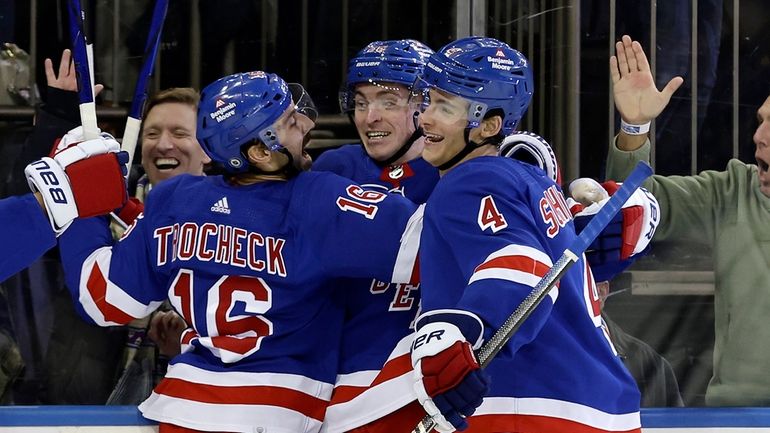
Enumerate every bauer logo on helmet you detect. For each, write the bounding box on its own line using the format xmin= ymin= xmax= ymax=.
xmin=427 ymin=62 xmax=443 ymax=74
xmin=355 ymin=61 xmax=381 ymax=68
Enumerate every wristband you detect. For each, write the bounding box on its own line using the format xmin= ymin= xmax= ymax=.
xmin=25 ymin=157 xmax=77 ymax=235
xmin=620 ymin=119 xmax=651 ymax=135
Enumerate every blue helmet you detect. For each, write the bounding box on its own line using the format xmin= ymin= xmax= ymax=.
xmin=197 ymin=71 xmax=292 ymax=173
xmin=340 ymin=39 xmax=433 ymax=112
xmin=419 ymin=36 xmax=533 ymax=134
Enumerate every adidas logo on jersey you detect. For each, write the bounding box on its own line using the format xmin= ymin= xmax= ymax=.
xmin=211 ymin=197 xmax=231 ymax=214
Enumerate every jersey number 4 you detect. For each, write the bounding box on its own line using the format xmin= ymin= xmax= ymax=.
xmin=478 ymin=195 xmax=508 ymax=233
xmin=170 ymin=269 xmax=273 ymax=362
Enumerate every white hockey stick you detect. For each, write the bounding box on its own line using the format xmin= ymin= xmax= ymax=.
xmin=122 ymin=0 xmax=169 ymax=170
xmin=67 ymin=0 xmax=98 ymax=140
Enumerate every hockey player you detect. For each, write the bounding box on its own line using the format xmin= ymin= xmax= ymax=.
xmin=0 ymin=194 xmax=58 ymax=282
xmin=313 ymin=39 xmax=439 ymax=433
xmin=56 ymin=71 xmax=420 ymax=433
xmin=409 ymin=36 xmax=642 ymax=432
xmin=0 ymin=135 xmax=127 ymax=282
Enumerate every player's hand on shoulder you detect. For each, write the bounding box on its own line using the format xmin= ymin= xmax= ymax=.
xmin=25 ymin=126 xmax=129 ymax=236
xmin=411 ymin=310 xmax=490 ymax=432
xmin=567 ymin=178 xmax=660 ymax=282
xmin=499 ymin=131 xmax=561 ymax=184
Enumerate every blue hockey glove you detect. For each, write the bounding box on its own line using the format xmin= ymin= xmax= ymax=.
xmin=568 ymin=178 xmax=660 ymax=281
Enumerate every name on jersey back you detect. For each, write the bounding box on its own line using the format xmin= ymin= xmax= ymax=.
xmin=153 ymin=222 xmax=287 ymax=276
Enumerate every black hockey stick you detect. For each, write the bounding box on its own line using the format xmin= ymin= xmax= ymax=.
xmin=412 ymin=160 xmax=653 ymax=433
xmin=121 ymin=0 xmax=169 ymax=170
xmin=67 ymin=0 xmax=98 ymax=139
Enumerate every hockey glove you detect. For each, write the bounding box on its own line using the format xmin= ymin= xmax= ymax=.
xmin=499 ymin=131 xmax=561 ymax=185
xmin=57 ymin=126 xmax=143 ymax=231
xmin=25 ymin=131 xmax=128 ymax=236
xmin=113 ymin=197 xmax=145 ymax=230
xmin=411 ymin=310 xmax=490 ymax=432
xmin=49 ymin=126 xmax=114 ymax=156
xmin=568 ymin=178 xmax=660 ymax=281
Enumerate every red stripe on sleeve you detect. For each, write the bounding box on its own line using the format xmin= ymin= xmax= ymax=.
xmin=475 ymin=255 xmax=550 ymax=278
xmin=86 ymin=263 xmax=136 ymax=325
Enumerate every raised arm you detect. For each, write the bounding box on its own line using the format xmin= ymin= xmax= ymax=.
xmin=44 ymin=48 xmax=105 ymax=96
xmin=610 ymin=35 xmax=683 ymax=151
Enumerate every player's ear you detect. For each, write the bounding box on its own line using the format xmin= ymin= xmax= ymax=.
xmin=479 ymin=115 xmax=502 ymax=138
xmin=245 ymin=141 xmax=271 ymax=165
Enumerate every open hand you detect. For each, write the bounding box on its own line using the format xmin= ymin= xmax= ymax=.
xmin=610 ymin=35 xmax=683 ymax=124
xmin=44 ymin=49 xmax=104 ymax=95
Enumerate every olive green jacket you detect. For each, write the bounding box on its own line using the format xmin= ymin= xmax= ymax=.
xmin=607 ymin=138 xmax=770 ymax=406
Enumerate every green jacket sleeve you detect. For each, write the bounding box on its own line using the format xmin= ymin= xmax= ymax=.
xmin=605 ymin=136 xmax=744 ymax=246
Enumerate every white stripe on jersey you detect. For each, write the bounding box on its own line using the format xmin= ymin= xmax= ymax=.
xmin=322 ymin=335 xmax=416 ymax=433
xmin=164 ymin=362 xmax=333 ymax=391
xmin=468 ymin=244 xmax=558 ymax=303
xmin=139 ymin=362 xmax=334 ymax=433
xmin=391 ymin=204 xmax=424 ymax=283
xmin=479 ymin=243 xmax=553 ymax=268
xmin=474 ymin=396 xmax=641 ymax=432
xmin=79 ymin=246 xmax=162 ymax=326
xmin=140 ymin=392 xmax=323 ymax=433
xmin=334 ymin=370 xmax=378 ymax=387
xmin=321 ymin=372 xmax=413 ymax=433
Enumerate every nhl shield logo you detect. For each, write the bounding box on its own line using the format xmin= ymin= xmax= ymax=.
xmin=389 ymin=165 xmax=404 ymax=179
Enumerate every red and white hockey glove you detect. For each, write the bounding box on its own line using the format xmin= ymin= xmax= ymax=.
xmin=568 ymin=178 xmax=660 ymax=281
xmin=411 ymin=311 xmax=490 ymax=432
xmin=25 ymin=129 xmax=128 ymax=236
xmin=499 ymin=131 xmax=561 ymax=185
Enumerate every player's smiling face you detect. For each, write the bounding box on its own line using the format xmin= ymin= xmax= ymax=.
xmin=274 ymin=104 xmax=316 ymax=171
xmin=141 ymin=102 xmax=210 ymax=185
xmin=353 ymin=83 xmax=417 ymax=162
xmin=754 ymin=96 xmax=770 ymax=197
xmin=418 ymin=88 xmax=471 ymax=169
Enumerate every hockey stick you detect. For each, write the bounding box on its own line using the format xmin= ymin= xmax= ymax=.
xmin=67 ymin=0 xmax=98 ymax=140
xmin=112 ymin=0 xmax=169 ymax=358
xmin=412 ymin=160 xmax=653 ymax=433
xmin=121 ymin=0 xmax=169 ymax=170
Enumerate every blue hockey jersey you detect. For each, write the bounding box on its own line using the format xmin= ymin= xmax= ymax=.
xmin=0 ymin=194 xmax=56 ymax=283
xmin=419 ymin=156 xmax=641 ymax=433
xmin=57 ymin=171 xmax=419 ymax=433
xmin=313 ymin=144 xmax=440 ymax=432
